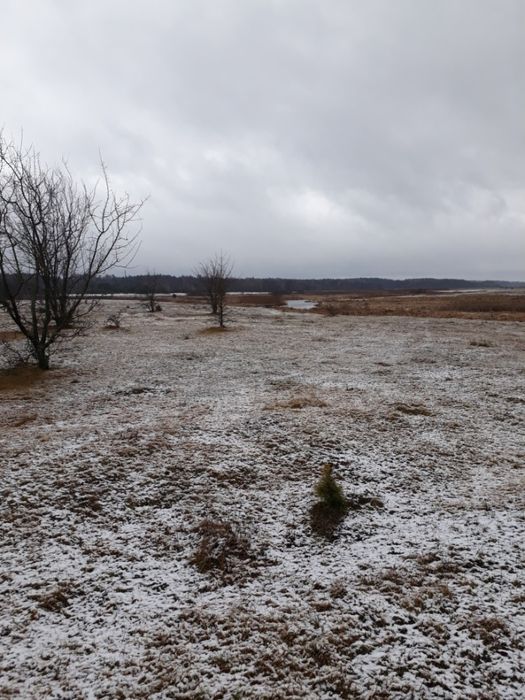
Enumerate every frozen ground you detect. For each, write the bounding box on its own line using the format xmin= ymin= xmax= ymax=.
xmin=0 ymin=303 xmax=524 ymax=699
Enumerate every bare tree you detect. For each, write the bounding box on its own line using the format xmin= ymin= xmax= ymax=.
xmin=0 ymin=133 xmax=144 ymax=369
xmin=196 ymin=252 xmax=233 ymax=328
xmin=142 ymin=272 xmax=162 ymax=313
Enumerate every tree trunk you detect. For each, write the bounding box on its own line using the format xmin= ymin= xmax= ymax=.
xmin=33 ymin=344 xmax=50 ymax=370
xmin=38 ymin=354 xmax=50 ymax=370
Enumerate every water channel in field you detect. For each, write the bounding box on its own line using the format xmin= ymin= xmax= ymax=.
xmin=285 ymin=299 xmax=318 ymax=310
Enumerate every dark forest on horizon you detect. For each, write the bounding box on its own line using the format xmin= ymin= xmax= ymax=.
xmin=90 ymin=275 xmax=524 ymax=295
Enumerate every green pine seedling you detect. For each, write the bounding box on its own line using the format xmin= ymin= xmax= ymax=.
xmin=315 ymin=464 xmax=347 ymax=511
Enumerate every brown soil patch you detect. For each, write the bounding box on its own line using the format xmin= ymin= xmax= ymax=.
xmin=0 ymin=366 xmax=70 ymax=392
xmin=199 ymin=326 xmax=231 ymax=335
xmin=0 ymin=330 xmax=24 ymax=342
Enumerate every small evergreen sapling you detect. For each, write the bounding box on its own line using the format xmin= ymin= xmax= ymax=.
xmin=315 ymin=464 xmax=347 ymax=510
xmin=310 ymin=464 xmax=349 ymax=538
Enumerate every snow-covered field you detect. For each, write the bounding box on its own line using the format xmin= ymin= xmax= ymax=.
xmin=1 ymin=302 xmax=524 ymax=699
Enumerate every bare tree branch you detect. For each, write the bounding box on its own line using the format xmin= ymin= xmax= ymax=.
xmin=0 ymin=132 xmax=145 ymax=369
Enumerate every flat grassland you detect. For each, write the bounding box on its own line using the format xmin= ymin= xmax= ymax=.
xmin=311 ymin=290 xmax=525 ymax=321
xmin=0 ymin=298 xmax=524 ymax=698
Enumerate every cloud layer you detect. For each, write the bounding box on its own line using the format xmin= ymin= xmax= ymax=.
xmin=1 ymin=0 xmax=523 ymax=278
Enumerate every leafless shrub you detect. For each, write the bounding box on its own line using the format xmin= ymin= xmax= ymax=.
xmin=1 ymin=337 xmax=32 ymax=368
xmin=196 ymin=252 xmax=233 ymax=328
xmin=105 ymin=309 xmax=125 ymax=330
xmin=0 ymin=132 xmax=144 ymax=368
xmin=142 ymin=272 xmax=162 ymax=312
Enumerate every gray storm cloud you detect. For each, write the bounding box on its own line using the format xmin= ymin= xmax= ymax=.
xmin=1 ymin=0 xmax=523 ymax=278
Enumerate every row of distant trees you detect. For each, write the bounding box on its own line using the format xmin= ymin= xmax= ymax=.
xmin=90 ymin=274 xmax=520 ymax=296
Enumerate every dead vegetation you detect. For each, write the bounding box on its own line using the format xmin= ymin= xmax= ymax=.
xmin=104 ymin=309 xmax=126 ymax=330
xmin=314 ymin=291 xmax=525 ymax=320
xmin=198 ymin=326 xmax=231 ymax=334
xmin=6 ymin=413 xmax=38 ymax=428
xmin=469 ymin=339 xmax=492 ymax=347
xmin=1 ymin=302 xmax=523 ymax=699
xmin=227 ymin=293 xmax=284 ymax=307
xmin=265 ymin=394 xmax=327 ymax=410
xmin=29 ymin=581 xmax=76 ymax=613
xmin=465 ymin=616 xmax=514 ymax=649
xmin=0 ymin=330 xmax=24 ymax=342
xmin=191 ymin=520 xmax=263 ymax=583
xmin=394 ymin=403 xmax=433 ymax=416
xmin=0 ymin=365 xmax=60 ymax=392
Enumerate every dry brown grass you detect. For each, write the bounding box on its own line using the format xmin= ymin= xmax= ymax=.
xmin=314 ymin=291 xmax=525 ymax=320
xmin=7 ymin=413 xmax=38 ymax=428
xmin=444 ymin=294 xmax=525 ymax=313
xmin=264 ymin=395 xmax=327 ymax=410
xmin=469 ymin=339 xmax=492 ymax=347
xmin=30 ymin=582 xmax=75 ymax=613
xmin=227 ymin=293 xmax=284 ymax=307
xmin=466 ymin=616 xmax=512 ymax=648
xmin=191 ymin=520 xmax=263 ymax=583
xmin=394 ymin=403 xmax=433 ymax=416
xmin=198 ymin=326 xmax=230 ymax=335
xmin=0 ymin=366 xmax=51 ymax=392
xmin=0 ymin=330 xmax=24 ymax=342
xmin=167 ymin=288 xmax=525 ymax=319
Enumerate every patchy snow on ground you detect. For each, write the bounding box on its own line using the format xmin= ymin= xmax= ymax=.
xmin=0 ymin=303 xmax=524 ymax=699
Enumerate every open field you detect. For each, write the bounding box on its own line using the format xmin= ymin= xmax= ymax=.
xmin=0 ymin=302 xmax=524 ymax=698
xmin=310 ymin=291 xmax=525 ymax=321
xmin=171 ymin=289 xmax=525 ymax=322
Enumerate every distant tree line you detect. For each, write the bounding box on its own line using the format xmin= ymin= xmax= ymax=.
xmin=83 ymin=275 xmax=523 ymax=296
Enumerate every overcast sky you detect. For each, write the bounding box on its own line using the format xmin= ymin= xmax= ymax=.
xmin=1 ymin=0 xmax=523 ymax=279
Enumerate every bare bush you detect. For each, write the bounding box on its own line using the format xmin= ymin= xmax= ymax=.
xmin=105 ymin=309 xmax=125 ymax=330
xmin=196 ymin=252 xmax=233 ymax=328
xmin=0 ymin=133 xmax=144 ymax=368
xmin=142 ymin=272 xmax=162 ymax=312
